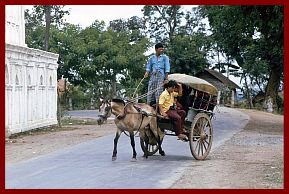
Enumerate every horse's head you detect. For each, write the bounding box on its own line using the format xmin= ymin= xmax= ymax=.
xmin=97 ymin=98 xmax=134 ymax=124
xmin=97 ymin=99 xmax=112 ymax=125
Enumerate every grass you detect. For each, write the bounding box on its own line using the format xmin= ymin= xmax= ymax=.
xmin=263 ymin=160 xmax=284 ymax=187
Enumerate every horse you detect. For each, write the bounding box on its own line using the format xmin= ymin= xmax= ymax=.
xmin=97 ymin=99 xmax=165 ymax=161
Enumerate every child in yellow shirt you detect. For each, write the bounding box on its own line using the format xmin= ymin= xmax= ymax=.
xmin=159 ymin=80 xmax=187 ymax=141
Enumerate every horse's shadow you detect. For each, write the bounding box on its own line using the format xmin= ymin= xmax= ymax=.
xmin=139 ymin=154 xmax=195 ymax=162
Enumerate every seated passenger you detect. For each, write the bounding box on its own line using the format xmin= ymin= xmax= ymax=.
xmin=173 ymin=84 xmax=185 ymax=111
xmin=158 ymin=80 xmax=188 ymax=141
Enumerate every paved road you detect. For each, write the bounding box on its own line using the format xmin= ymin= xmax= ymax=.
xmin=66 ymin=110 xmax=101 ymax=119
xmin=6 ymin=107 xmax=249 ymax=189
xmin=66 ymin=109 xmax=114 ymax=120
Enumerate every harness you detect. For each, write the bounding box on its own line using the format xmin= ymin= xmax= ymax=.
xmin=111 ymin=101 xmax=156 ymax=137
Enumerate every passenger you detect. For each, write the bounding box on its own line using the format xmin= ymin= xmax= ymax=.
xmin=158 ymin=80 xmax=188 ymax=141
xmin=173 ymin=84 xmax=184 ymax=111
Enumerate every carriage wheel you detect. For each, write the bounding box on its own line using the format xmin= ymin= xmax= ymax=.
xmin=140 ymin=138 xmax=159 ymax=156
xmin=189 ymin=113 xmax=213 ymax=160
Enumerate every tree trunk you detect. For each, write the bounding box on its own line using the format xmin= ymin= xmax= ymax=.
xmin=57 ymin=92 xmax=62 ymax=127
xmin=265 ymin=63 xmax=281 ymax=111
xmin=44 ymin=6 xmax=51 ymax=51
xmin=244 ymin=74 xmax=253 ymax=109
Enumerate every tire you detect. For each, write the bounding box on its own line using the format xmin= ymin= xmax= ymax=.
xmin=140 ymin=137 xmax=159 ymax=156
xmin=189 ymin=113 xmax=213 ymax=160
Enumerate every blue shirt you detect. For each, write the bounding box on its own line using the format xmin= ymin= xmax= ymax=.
xmin=146 ymin=54 xmax=170 ymax=77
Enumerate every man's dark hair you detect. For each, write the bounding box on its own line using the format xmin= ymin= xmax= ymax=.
xmin=167 ymin=80 xmax=177 ymax=88
xmin=155 ymin=43 xmax=164 ymax=50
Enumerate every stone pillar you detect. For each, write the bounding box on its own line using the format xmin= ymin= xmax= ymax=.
xmin=5 ymin=5 xmax=26 ymax=47
xmin=69 ymin=98 xmax=73 ymax=110
xmin=231 ymin=90 xmax=235 ymax=107
xmin=266 ymin=96 xmax=273 ymax=113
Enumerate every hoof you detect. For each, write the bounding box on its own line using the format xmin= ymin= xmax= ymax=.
xmin=112 ymin=156 xmax=117 ymax=161
xmin=159 ymin=151 xmax=166 ymax=156
xmin=131 ymin=157 xmax=137 ymax=162
xmin=142 ymin=154 xmax=148 ymax=159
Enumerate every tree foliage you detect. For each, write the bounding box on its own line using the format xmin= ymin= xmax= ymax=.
xmin=199 ymin=5 xmax=283 ymax=110
xmin=143 ymin=5 xmax=211 ymax=75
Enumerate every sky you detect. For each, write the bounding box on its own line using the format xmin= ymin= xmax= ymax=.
xmin=24 ymin=5 xmax=195 ymax=28
xmin=64 ymin=5 xmax=145 ymax=28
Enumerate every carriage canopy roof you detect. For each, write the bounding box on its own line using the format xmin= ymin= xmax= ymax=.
xmin=168 ymin=73 xmax=218 ymax=96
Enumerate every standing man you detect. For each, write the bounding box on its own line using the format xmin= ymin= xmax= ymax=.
xmin=144 ymin=43 xmax=170 ymax=106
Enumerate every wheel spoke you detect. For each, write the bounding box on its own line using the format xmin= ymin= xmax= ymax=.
xmin=140 ymin=138 xmax=159 ymax=156
xmin=148 ymin=144 xmax=151 ymax=151
xmin=200 ymin=140 xmax=204 ymax=155
xmin=201 ymin=118 xmax=208 ymax=131
xmin=196 ymin=122 xmax=201 ymax=134
xmin=194 ymin=139 xmax=200 ymax=153
xmin=203 ymin=140 xmax=208 ymax=151
xmin=198 ymin=139 xmax=201 ymax=155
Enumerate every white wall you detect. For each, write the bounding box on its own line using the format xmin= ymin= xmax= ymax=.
xmin=5 ymin=44 xmax=59 ymax=135
xmin=5 ymin=5 xmax=59 ymax=136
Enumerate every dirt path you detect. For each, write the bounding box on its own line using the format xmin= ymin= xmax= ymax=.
xmin=5 ymin=109 xmax=284 ymax=188
xmin=172 ymin=109 xmax=284 ymax=188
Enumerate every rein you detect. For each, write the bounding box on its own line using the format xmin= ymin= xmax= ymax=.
xmin=128 ymin=77 xmax=164 ymax=102
xmin=111 ymin=102 xmax=131 ymax=120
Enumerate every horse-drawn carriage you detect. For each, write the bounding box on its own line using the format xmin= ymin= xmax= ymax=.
xmin=97 ymin=73 xmax=218 ymax=161
xmin=140 ymin=73 xmax=218 ymax=160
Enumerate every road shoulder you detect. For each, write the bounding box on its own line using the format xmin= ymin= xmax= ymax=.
xmin=171 ymin=109 xmax=284 ymax=188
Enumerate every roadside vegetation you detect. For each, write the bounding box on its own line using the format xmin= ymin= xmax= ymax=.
xmin=7 ymin=118 xmax=97 ymax=140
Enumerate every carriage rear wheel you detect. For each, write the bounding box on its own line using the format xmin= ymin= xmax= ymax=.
xmin=140 ymin=138 xmax=159 ymax=156
xmin=189 ymin=113 xmax=213 ymax=160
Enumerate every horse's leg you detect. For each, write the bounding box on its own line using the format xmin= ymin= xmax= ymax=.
xmin=112 ymin=129 xmax=121 ymax=161
xmin=157 ymin=135 xmax=166 ymax=156
xmin=150 ymin=121 xmax=166 ymax=157
xmin=129 ymin=132 xmax=137 ymax=161
xmin=143 ymin=140 xmax=149 ymax=159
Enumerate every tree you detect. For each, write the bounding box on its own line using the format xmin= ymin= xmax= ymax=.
xmin=142 ymin=6 xmax=210 ymax=75
xmin=25 ymin=5 xmax=70 ymax=51
xmin=199 ymin=5 xmax=283 ymax=110
xmin=142 ymin=5 xmax=184 ymax=44
xmin=167 ymin=34 xmax=209 ymax=75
